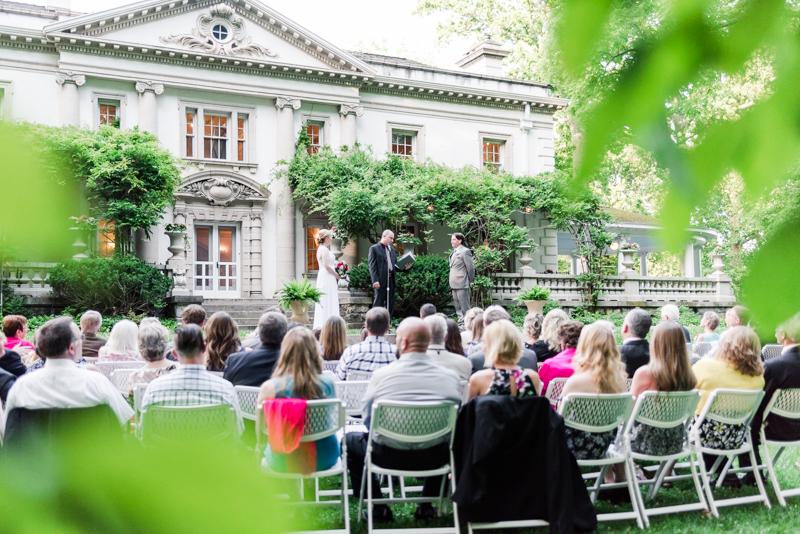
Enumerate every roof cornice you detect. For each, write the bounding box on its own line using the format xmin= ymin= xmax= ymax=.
xmin=0 ymin=26 xmax=56 ymax=53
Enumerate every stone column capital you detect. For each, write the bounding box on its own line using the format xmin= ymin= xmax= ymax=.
xmin=275 ymin=96 xmax=301 ymax=110
xmin=339 ymin=104 xmax=364 ymax=117
xmin=55 ymin=70 xmax=85 ymax=86
xmin=135 ymin=80 xmax=165 ymax=94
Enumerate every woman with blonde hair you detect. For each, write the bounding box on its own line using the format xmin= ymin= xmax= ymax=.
xmin=204 ymin=312 xmax=241 ymax=372
xmin=320 ymin=315 xmax=347 ymax=361
xmin=469 ymin=319 xmax=541 ymax=399
xmin=540 ymin=309 xmax=569 ymax=361
xmin=460 ymin=307 xmax=484 ymax=345
xmin=98 ymin=320 xmax=141 ymax=361
xmin=312 ymin=228 xmax=342 ymax=330
xmin=257 ymin=327 xmax=339 ymax=472
xmin=465 ymin=313 xmax=484 ymax=354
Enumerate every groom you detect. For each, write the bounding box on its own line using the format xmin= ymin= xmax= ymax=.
xmin=368 ymin=230 xmax=409 ymax=317
xmin=449 ymin=232 xmax=475 ymax=325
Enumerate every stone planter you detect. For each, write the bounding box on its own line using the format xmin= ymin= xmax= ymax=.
xmin=523 ymin=300 xmax=546 ymax=314
xmin=619 ymin=250 xmax=636 ymax=273
xmin=289 ymin=300 xmax=311 ymax=324
xmin=708 ymin=253 xmax=726 ymax=278
xmin=165 ymin=230 xmax=187 ymax=261
xmin=331 ymin=238 xmax=344 ymax=261
xmin=69 ymin=227 xmax=90 ymax=261
xmin=517 ymin=244 xmax=534 ymax=273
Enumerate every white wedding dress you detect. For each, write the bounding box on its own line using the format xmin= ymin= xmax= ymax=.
xmin=313 ymin=246 xmax=341 ymax=329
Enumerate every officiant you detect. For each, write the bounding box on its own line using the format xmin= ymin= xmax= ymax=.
xmin=449 ymin=232 xmax=475 ymax=325
xmin=368 ymin=229 xmax=410 ymax=317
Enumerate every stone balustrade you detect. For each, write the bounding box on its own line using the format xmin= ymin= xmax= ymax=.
xmin=3 ymin=262 xmax=58 ymax=296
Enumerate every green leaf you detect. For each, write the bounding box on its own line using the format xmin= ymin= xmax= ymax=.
xmin=555 ymin=0 xmax=615 ymax=76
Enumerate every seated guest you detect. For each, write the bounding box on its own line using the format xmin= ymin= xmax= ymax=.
xmin=469 ymin=319 xmax=540 ymax=398
xmin=419 ymin=303 xmax=437 ymax=319
xmin=425 ymin=315 xmax=471 ymax=383
xmin=5 ymin=317 xmax=134 ymax=425
xmin=695 ymin=311 xmax=721 ymax=343
xmin=98 ymin=320 xmax=141 ymax=361
xmin=464 ymin=312 xmax=484 ymax=354
xmin=243 ymin=306 xmax=285 ymax=349
xmin=321 ymin=316 xmax=347 ymax=361
xmin=164 ymin=304 xmax=208 ymax=357
xmin=619 ymin=308 xmax=652 ymax=378
xmin=539 ymin=309 xmax=570 ymax=362
xmin=80 ymin=310 xmax=106 ymax=358
xmin=347 ymin=317 xmax=461 ymax=522
xmin=705 ymin=306 xmax=753 ymax=360
xmin=142 ymin=324 xmax=243 ymax=435
xmin=660 ymin=304 xmax=691 ymax=343
xmin=257 ymin=327 xmax=339 ymax=472
xmin=738 ymin=313 xmax=800 ymax=484
xmin=204 ymin=312 xmax=241 ymax=372
xmin=3 ymin=314 xmax=35 ymax=354
xmin=0 ymin=366 xmax=16 ymax=403
xmin=126 ymin=322 xmax=176 ymax=396
xmin=335 ymin=307 xmax=396 ymax=380
xmin=444 ymin=319 xmax=465 ymax=358
xmin=468 ymin=307 xmax=537 ymax=373
xmin=460 ymin=307 xmax=483 ymax=346
xmin=0 ymin=330 xmax=26 ymax=377
xmin=629 ymin=321 xmax=697 ymax=456
xmin=538 ymin=321 xmax=584 ymax=394
xmin=224 ymin=312 xmax=288 ymax=387
xmin=522 ymin=313 xmax=549 ymax=362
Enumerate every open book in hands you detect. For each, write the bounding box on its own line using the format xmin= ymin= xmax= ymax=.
xmin=396 ymin=251 xmax=416 ymax=270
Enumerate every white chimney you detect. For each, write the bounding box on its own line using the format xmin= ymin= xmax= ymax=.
xmin=456 ymin=38 xmax=510 ymax=77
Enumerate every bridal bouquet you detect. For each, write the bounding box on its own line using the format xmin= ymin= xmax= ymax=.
xmin=335 ymin=262 xmax=349 ymax=278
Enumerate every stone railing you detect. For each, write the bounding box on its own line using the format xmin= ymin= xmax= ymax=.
xmin=492 ymin=271 xmax=735 ymax=309
xmin=2 ymin=262 xmax=58 ymax=296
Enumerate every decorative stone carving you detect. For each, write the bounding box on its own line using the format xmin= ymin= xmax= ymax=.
xmin=135 ymin=80 xmax=165 ymax=94
xmin=180 ymin=176 xmax=266 ymax=206
xmin=55 ymin=71 xmax=85 ymax=86
xmin=275 ymin=96 xmax=301 ymax=110
xmin=248 ymin=212 xmax=263 ymax=221
xmin=339 ymin=104 xmax=364 ymax=117
xmin=160 ymin=3 xmax=278 ymax=58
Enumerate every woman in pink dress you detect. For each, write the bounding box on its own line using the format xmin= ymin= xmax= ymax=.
xmin=3 ymin=315 xmax=35 ymax=353
xmin=538 ymin=321 xmax=584 ymax=394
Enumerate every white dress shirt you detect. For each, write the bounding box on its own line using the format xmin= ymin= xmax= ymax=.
xmin=6 ymin=358 xmax=134 ymax=425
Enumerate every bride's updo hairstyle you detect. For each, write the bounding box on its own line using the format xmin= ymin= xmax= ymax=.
xmin=316 ymin=229 xmax=334 ymax=245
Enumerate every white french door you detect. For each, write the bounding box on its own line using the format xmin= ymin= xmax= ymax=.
xmin=194 ymin=223 xmax=241 ymax=298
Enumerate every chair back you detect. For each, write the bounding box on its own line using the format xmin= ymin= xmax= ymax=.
xmin=334 ymin=380 xmax=370 ymax=419
xmin=624 ymin=390 xmax=700 ymax=432
xmin=322 ymin=370 xmax=338 ymax=382
xmin=762 ymin=344 xmax=784 ymax=362
xmin=140 ymin=404 xmax=237 ymax=446
xmin=348 ymin=370 xmax=372 ymax=381
xmin=370 ymin=400 xmax=458 ymax=447
xmin=458 ymin=380 xmax=469 ymax=401
xmin=255 ymin=398 xmax=345 ymax=454
xmin=693 ymin=342 xmax=713 ymax=358
xmin=94 ymin=361 xmax=146 ymax=379
xmin=543 ymin=377 xmax=568 ymax=406
xmin=625 ymin=379 xmax=633 ymax=392
xmin=82 ymin=357 xmax=99 ymax=364
xmin=235 ymin=385 xmax=261 ymax=421
xmin=322 ymin=360 xmax=340 ymax=373
xmin=762 ymin=388 xmax=800 ymax=422
xmin=109 ymin=368 xmax=136 ymax=393
xmin=686 ymin=342 xmax=693 ymax=354
xmin=696 ymin=388 xmax=764 ymax=427
xmin=559 ymin=393 xmax=634 ymax=434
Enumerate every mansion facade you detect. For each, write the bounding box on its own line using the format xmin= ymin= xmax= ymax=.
xmin=0 ymin=0 xmax=567 ymax=300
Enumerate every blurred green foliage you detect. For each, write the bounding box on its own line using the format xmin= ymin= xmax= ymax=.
xmin=346 ymin=261 xmax=373 ymax=291
xmin=394 ymin=255 xmax=453 ymax=317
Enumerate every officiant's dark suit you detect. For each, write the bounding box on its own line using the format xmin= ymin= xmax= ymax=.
xmin=368 ymin=235 xmax=400 ymax=317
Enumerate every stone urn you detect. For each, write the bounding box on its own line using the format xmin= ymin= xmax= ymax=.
xmin=523 ymin=300 xmax=546 ymax=314
xmin=331 ymin=237 xmax=344 ymax=261
xmin=69 ymin=227 xmax=90 ymax=261
xmin=619 ymin=250 xmax=636 ymax=273
xmin=289 ymin=300 xmax=311 ymax=324
xmin=708 ymin=252 xmax=726 ymax=278
xmin=165 ymin=230 xmax=187 ymax=260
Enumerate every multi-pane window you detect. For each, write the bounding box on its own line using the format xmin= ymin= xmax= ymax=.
xmin=306 ymin=227 xmax=321 ymax=271
xmin=392 ymin=133 xmax=414 ymax=157
xmin=237 ymin=116 xmax=246 ymax=161
xmin=186 ymin=111 xmax=195 ymax=158
xmin=483 ymin=141 xmax=502 ymax=172
xmin=204 ymin=114 xmax=228 ymax=159
xmin=98 ymin=220 xmax=115 ymax=258
xmin=306 ymin=122 xmax=323 ymax=155
xmin=99 ymin=101 xmax=119 ymax=127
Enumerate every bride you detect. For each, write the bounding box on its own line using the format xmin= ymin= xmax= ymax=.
xmin=312 ymin=229 xmax=342 ymax=329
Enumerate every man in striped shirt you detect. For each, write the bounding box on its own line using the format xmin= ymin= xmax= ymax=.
xmin=141 ymin=324 xmax=243 ymax=436
xmin=336 ymin=307 xmax=396 ymax=380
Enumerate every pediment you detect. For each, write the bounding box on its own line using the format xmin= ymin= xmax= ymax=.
xmin=44 ymin=0 xmax=375 ymax=75
xmin=177 ymin=171 xmax=269 ymax=206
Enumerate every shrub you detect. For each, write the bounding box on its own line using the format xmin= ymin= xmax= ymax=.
xmin=277 ymin=278 xmax=324 ymax=309
xmin=347 ymin=261 xmax=373 ymax=291
xmin=49 ymin=256 xmax=173 ymax=316
xmin=394 ymin=255 xmax=452 ymax=318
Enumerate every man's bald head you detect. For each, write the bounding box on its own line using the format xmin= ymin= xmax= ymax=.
xmin=395 ymin=317 xmax=431 ymax=355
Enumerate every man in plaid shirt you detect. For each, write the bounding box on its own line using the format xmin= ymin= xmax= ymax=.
xmin=142 ymin=324 xmax=243 ymax=436
xmin=336 ymin=307 xmax=396 ymax=380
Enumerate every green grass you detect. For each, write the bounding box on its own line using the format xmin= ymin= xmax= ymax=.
xmin=291 ymin=445 xmax=800 ymax=533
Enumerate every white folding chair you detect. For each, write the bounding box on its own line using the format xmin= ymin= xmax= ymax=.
xmin=132 ymin=383 xmax=148 ymax=434
xmin=256 ymin=398 xmax=350 ymax=534
xmin=559 ymin=393 xmax=642 ymax=528
xmin=322 ymin=360 xmax=340 ymax=373
xmin=691 ymin=388 xmax=770 ymax=516
xmin=109 ymin=368 xmax=137 ymax=394
xmin=348 ymin=370 xmax=373 ymax=381
xmin=693 ymin=342 xmax=713 ymax=358
xmin=458 ymin=380 xmax=469 ymax=403
xmin=758 ymin=388 xmax=800 ymax=506
xmin=625 ymin=379 xmax=633 ymax=392
xmin=322 ymin=370 xmax=338 ymax=383
xmin=235 ymin=385 xmax=261 ymax=421
xmin=82 ymin=356 xmax=99 ymax=364
xmin=622 ymin=390 xmax=707 ymax=526
xmin=334 ymin=380 xmax=370 ymax=423
xmin=94 ymin=361 xmax=146 ymax=379
xmin=543 ymin=377 xmax=568 ymax=408
xmin=762 ymin=344 xmax=784 ymax=362
xmin=139 ymin=404 xmax=237 ymax=447
xmin=358 ymin=400 xmax=460 ymax=534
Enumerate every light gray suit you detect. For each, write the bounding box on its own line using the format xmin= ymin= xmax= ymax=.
xmin=449 ymin=245 xmax=475 ymax=322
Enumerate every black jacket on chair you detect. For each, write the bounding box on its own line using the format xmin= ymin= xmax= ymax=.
xmin=223 ymin=342 xmax=282 ymax=387
xmin=619 ymin=339 xmax=650 ymax=379
xmin=0 ymin=349 xmax=26 ymax=377
xmin=752 ymin=346 xmax=800 ymax=442
xmin=452 ymin=395 xmax=597 ymax=534
xmin=4 ymin=405 xmax=121 ymax=449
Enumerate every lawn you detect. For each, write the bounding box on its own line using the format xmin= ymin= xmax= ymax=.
xmin=290 ymin=445 xmax=800 ymax=533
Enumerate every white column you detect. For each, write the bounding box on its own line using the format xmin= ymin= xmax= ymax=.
xmin=339 ymin=104 xmax=363 ymax=148
xmin=684 ymin=242 xmax=696 ymax=277
xmin=275 ymin=96 xmax=301 ymax=284
xmin=249 ymin=210 xmax=263 ymax=296
xmin=638 ymin=252 xmax=649 ymax=277
xmin=135 ymin=81 xmax=164 ymax=135
xmin=55 ymin=71 xmax=85 ymax=126
xmin=520 ymin=103 xmax=533 ymax=175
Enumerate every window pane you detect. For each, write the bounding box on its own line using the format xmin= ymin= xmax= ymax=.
xmin=307 ymin=227 xmax=320 ymax=271
xmin=186 ymin=112 xmax=194 ymax=134
xmin=98 ymin=220 xmax=115 ymax=258
xmin=186 ymin=137 xmax=193 ymax=158
xmin=218 ymin=228 xmax=234 ymax=263
xmin=195 ymin=227 xmax=210 ymax=262
xmin=238 ymin=141 xmax=244 ymax=161
xmin=238 ymin=117 xmax=245 ymax=139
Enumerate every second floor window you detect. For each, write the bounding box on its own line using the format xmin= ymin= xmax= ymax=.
xmin=186 ymin=111 xmax=195 ymax=157
xmin=483 ymin=141 xmax=502 ymax=172
xmin=185 ymin=108 xmax=250 ymax=163
xmin=204 ymin=114 xmax=228 ymax=160
xmin=306 ymin=122 xmax=323 ymax=155
xmin=392 ymin=133 xmax=414 ymax=157
xmin=99 ymin=101 xmax=119 ymax=127
xmin=237 ymin=116 xmax=246 ymax=161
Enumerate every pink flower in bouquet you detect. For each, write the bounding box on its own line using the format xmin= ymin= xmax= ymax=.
xmin=335 ymin=262 xmax=349 ymax=277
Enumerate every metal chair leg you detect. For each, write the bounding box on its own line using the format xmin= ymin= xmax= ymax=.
xmin=697 ymin=450 xmax=719 ymax=517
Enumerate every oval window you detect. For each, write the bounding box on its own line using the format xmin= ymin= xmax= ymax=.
xmin=212 ymin=24 xmax=229 ymax=41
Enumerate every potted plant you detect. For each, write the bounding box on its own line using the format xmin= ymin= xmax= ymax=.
xmin=277 ymin=277 xmax=324 ymax=324
xmin=516 ymin=285 xmax=551 ymax=314
xmin=619 ymin=242 xmax=639 ymax=273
